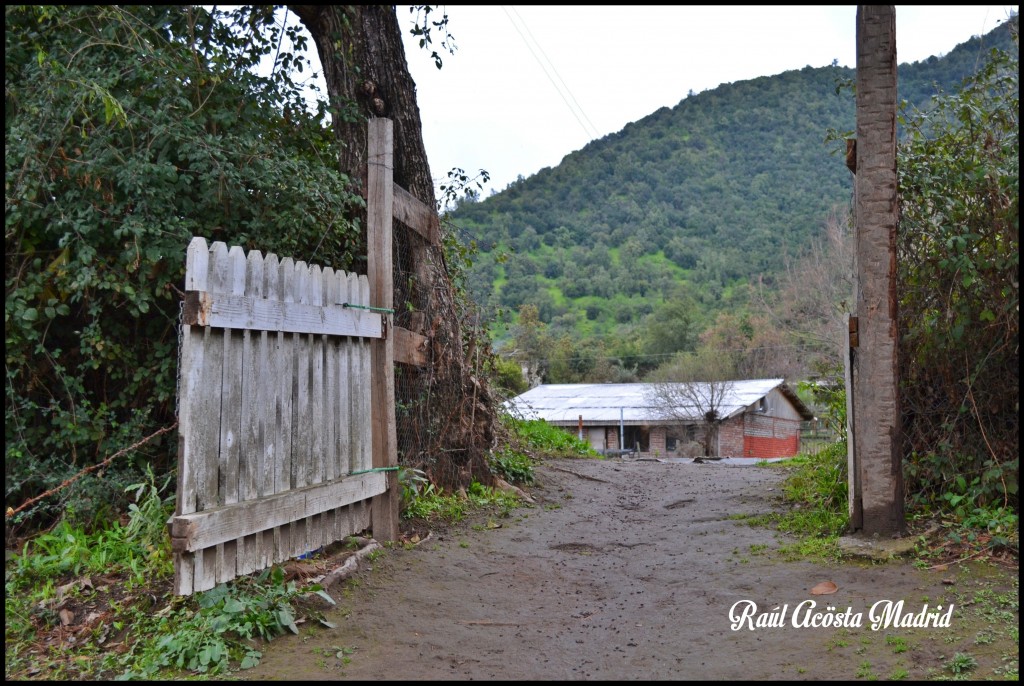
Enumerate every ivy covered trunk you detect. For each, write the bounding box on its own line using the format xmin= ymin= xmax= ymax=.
xmin=291 ymin=5 xmax=497 ymax=490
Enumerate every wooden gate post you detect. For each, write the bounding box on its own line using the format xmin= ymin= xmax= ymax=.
xmin=368 ymin=118 xmax=400 ymax=541
xmin=848 ymin=5 xmax=904 ymax=535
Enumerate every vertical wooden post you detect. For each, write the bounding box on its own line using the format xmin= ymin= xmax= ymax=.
xmin=849 ymin=5 xmax=904 ymax=535
xmin=845 ymin=314 xmax=862 ymax=529
xmin=368 ymin=118 xmax=399 ymax=542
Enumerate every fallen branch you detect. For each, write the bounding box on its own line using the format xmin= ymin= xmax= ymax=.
xmin=317 ymin=539 xmax=383 ymax=587
xmin=545 ymin=465 xmax=609 ymax=483
xmin=6 ymin=423 xmax=178 ymax=519
xmin=925 ymin=548 xmax=990 ymax=571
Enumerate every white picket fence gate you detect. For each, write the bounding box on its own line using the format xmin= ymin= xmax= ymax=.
xmin=170 ymin=237 xmax=388 ymax=595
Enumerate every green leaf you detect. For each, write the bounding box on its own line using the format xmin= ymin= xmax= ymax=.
xmin=222 ymin=597 xmax=246 ymax=613
xmin=314 ymin=589 xmax=336 ymax=605
xmin=21 ymin=308 xmax=39 ymax=321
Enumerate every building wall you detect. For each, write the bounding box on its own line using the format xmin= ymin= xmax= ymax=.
xmin=720 ymin=417 xmax=745 ymax=457
xmin=737 ymin=411 xmax=803 ymax=458
xmin=650 ymin=426 xmax=667 ymax=455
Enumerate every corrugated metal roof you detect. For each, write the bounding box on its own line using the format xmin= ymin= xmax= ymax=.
xmin=505 ymin=379 xmax=810 ymax=424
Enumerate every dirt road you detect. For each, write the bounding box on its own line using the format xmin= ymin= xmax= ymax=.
xmin=243 ymin=457 xmax=1018 ymax=681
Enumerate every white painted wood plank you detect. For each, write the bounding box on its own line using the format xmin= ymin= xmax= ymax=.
xmin=185 ymin=236 xmax=210 ymax=292
xmin=170 ymin=472 xmax=388 ymax=552
xmin=323 ymin=269 xmax=338 ymax=484
xmin=200 ymin=242 xmax=227 ymax=516
xmin=290 ymin=260 xmax=311 ymax=555
xmin=277 ymin=257 xmax=296 ymax=495
xmin=237 ymin=248 xmax=264 ymax=577
xmin=338 ymin=272 xmax=354 ymax=477
xmin=358 ymin=274 xmax=374 ymax=473
xmin=181 ymin=291 xmax=382 ymax=338
xmin=309 ymin=264 xmax=325 ymax=488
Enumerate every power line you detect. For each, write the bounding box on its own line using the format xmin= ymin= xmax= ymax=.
xmin=501 ymin=6 xmax=602 ymax=141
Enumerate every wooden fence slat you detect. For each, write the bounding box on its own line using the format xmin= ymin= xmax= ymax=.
xmin=343 ymin=272 xmax=355 ymax=479
xmin=170 ymin=472 xmax=387 ymax=553
xmin=307 ymin=264 xmax=326 ymax=552
xmin=276 ymin=257 xmax=296 ymax=563
xmin=174 ymin=237 xmax=211 ymax=594
xmin=309 ymin=264 xmax=325 ymax=489
xmin=322 ymin=269 xmax=338 ymax=484
xmin=258 ymin=253 xmax=279 ymax=570
xmin=358 ymin=274 xmax=374 ymax=474
xmin=190 ymin=241 xmax=229 ymax=592
xmin=293 ymin=260 xmax=313 ymax=557
xmin=217 ymin=245 xmax=246 ymax=583
xmin=237 ymin=249 xmax=264 ymax=576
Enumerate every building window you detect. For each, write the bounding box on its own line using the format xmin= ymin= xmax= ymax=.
xmin=666 ymin=436 xmax=677 ymax=452
xmin=622 ymin=426 xmax=649 ymax=452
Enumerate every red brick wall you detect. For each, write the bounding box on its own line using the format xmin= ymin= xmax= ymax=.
xmin=739 ymin=414 xmax=802 ymax=458
xmin=719 ymin=418 xmax=745 ymax=456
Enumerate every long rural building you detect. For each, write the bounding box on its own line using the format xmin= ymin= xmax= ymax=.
xmin=506 ymin=379 xmax=814 ymax=459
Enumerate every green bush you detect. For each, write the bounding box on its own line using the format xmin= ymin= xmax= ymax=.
xmin=5 ymin=6 xmax=362 ymax=530
xmin=488 ymin=447 xmax=535 ymax=485
xmin=504 ymin=416 xmax=600 ymax=459
xmin=897 ymin=38 xmax=1018 ymax=513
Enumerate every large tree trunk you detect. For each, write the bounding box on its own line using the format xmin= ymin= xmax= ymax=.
xmin=291 ymin=5 xmax=496 ymax=491
xmin=291 ymin=6 xmax=433 ymax=199
xmin=849 ymin=5 xmax=905 ymax=535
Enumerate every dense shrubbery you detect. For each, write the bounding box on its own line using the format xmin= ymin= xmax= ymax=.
xmin=897 ymin=36 xmax=1019 ymax=515
xmin=5 ymin=6 xmax=362 ymax=531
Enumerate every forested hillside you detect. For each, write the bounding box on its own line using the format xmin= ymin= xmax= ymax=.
xmin=450 ymin=18 xmax=1017 ymax=370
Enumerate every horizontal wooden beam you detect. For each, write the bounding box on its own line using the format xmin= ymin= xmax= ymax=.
xmin=183 ymin=290 xmax=382 ymax=338
xmin=358 ymin=164 xmax=440 ymax=245
xmin=394 ymin=325 xmax=429 ymax=366
xmin=169 ymin=472 xmax=387 ymax=553
xmin=393 ymin=184 xmax=440 ymax=245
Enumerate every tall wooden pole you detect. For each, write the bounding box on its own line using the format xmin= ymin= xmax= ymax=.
xmin=849 ymin=5 xmax=905 ymax=535
xmin=368 ymin=118 xmax=399 ymax=542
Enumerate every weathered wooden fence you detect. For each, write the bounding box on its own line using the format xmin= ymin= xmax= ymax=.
xmin=171 ymin=118 xmax=440 ymax=597
xmin=170 ymin=238 xmax=387 ymax=595
xmin=170 ymin=119 xmax=437 ymax=595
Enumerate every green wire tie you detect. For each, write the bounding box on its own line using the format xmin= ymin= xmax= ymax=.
xmin=348 ymin=466 xmax=400 ymax=476
xmin=343 ymin=303 xmax=395 ymax=314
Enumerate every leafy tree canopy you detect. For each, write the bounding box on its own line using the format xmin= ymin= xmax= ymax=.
xmin=6 ymin=5 xmax=362 ymax=527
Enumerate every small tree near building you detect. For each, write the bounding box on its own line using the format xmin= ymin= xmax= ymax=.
xmin=645 ymin=348 xmax=737 ymax=457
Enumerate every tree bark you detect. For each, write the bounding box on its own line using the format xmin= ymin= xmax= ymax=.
xmin=290 ymin=6 xmax=434 ymax=201
xmin=291 ymin=5 xmax=496 ymax=491
xmin=849 ymin=5 xmax=905 ymax=535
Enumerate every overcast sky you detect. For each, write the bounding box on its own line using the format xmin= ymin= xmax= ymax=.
xmin=286 ymin=6 xmax=1016 ymax=201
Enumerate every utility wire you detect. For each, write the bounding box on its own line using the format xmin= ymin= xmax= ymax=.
xmin=505 ymin=6 xmax=602 ymax=140
xmin=501 ymin=6 xmax=602 ymax=141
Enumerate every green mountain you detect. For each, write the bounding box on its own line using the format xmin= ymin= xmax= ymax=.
xmin=450 ymin=18 xmax=1018 ymax=348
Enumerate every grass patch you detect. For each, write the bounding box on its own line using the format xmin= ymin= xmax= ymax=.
xmin=4 ymin=470 xmax=340 ymax=680
xmin=750 ymin=440 xmax=848 ymax=562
